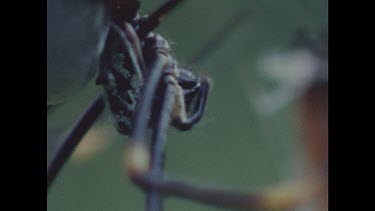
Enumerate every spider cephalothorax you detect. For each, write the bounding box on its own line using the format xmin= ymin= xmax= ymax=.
xmin=96 ymin=0 xmax=209 ymax=135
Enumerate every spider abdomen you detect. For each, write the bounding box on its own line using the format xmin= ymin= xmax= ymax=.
xmin=97 ymin=29 xmax=143 ymax=135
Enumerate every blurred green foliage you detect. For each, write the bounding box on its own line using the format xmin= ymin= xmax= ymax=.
xmin=47 ymin=0 xmax=327 ymax=210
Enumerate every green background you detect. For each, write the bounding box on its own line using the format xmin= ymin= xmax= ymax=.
xmin=47 ymin=0 xmax=327 ymax=210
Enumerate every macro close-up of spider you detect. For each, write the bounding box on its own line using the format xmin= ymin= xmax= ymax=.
xmin=47 ymin=0 xmax=328 ymax=210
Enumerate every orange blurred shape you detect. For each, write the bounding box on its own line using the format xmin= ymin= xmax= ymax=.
xmin=71 ymin=124 xmax=114 ymax=164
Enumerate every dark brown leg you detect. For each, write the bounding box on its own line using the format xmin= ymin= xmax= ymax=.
xmin=47 ymin=94 xmax=105 ymax=191
xmin=110 ymin=22 xmax=146 ymax=84
xmin=137 ymin=0 xmax=186 ymax=37
xmin=172 ymin=77 xmax=210 ymax=131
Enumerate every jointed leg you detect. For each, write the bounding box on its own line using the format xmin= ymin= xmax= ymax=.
xmin=48 ymin=19 xmax=148 ymax=191
xmin=132 ymin=172 xmax=324 ymax=210
xmin=47 ymin=94 xmax=105 ymax=190
xmin=127 ymin=112 xmax=325 ymax=210
xmin=120 ymin=3 xmax=323 ymax=210
xmin=172 ymin=77 xmax=210 ymax=131
xmin=110 ymin=22 xmax=146 ymax=85
xmin=137 ymin=0 xmax=186 ymax=37
xmin=125 ymin=46 xmax=176 ymax=210
xmin=147 ymin=82 xmax=176 ymax=211
xmin=125 ymin=64 xmax=323 ymax=210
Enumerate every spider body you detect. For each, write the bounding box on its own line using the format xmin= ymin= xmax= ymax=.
xmin=96 ymin=26 xmax=143 ymax=135
xmin=96 ymin=0 xmax=209 ymax=135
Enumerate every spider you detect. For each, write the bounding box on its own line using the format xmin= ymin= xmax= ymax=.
xmin=47 ymin=0 xmax=326 ymax=210
xmin=95 ymin=12 xmax=210 ymax=135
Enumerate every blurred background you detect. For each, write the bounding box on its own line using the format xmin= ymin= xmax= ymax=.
xmin=47 ymin=0 xmax=328 ymax=210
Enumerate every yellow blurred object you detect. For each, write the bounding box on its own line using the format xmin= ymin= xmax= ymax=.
xmin=124 ymin=142 xmax=150 ymax=176
xmin=71 ymin=124 xmax=114 ymax=164
xmin=258 ymin=176 xmax=324 ymax=210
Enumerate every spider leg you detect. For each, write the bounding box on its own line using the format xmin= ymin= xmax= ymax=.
xmin=125 ymin=59 xmax=322 ymax=210
xmin=125 ymin=60 xmax=322 ymax=210
xmin=167 ymin=9 xmax=251 ymax=130
xmin=124 ymin=43 xmax=175 ymax=210
xmin=172 ymin=77 xmax=210 ymax=131
xmin=147 ymin=81 xmax=175 ymax=211
xmin=47 ymin=94 xmax=105 ymax=190
xmin=134 ymin=172 xmax=324 ymax=210
xmin=128 ymin=57 xmax=171 ymax=142
xmin=110 ymin=22 xmax=146 ymax=85
xmin=129 ymin=140 xmax=324 ymax=210
xmin=48 ymin=22 xmax=146 ymax=191
xmin=137 ymin=0 xmax=186 ymax=37
xmin=127 ymin=81 xmax=324 ymax=210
